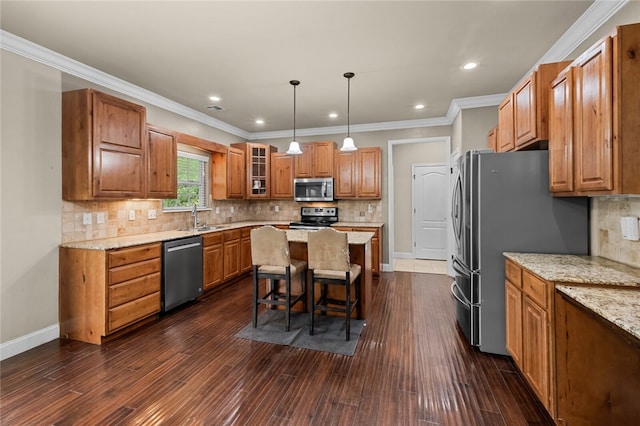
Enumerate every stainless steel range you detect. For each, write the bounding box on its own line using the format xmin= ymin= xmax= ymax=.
xmin=289 ymin=207 xmax=338 ymax=230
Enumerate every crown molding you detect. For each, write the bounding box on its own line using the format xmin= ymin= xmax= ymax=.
xmin=0 ymin=30 xmax=251 ymax=139
xmin=1 ymin=0 xmax=625 ymax=140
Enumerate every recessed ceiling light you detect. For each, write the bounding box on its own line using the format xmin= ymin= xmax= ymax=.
xmin=329 ymin=112 xmax=338 ymax=118
xmin=415 ymin=104 xmax=425 ymax=110
xmin=209 ymin=95 xmax=222 ymax=102
xmin=462 ymin=62 xmax=478 ymax=70
xmin=255 ymin=119 xmax=264 ymax=125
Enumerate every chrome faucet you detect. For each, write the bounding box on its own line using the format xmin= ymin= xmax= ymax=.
xmin=192 ymin=204 xmax=198 ymax=229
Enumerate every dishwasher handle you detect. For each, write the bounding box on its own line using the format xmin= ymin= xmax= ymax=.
xmin=166 ymin=242 xmax=202 ymax=253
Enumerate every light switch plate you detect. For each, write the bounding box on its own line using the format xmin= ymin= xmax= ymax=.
xmin=129 ymin=210 xmax=136 ymax=221
xmin=621 ymin=216 xmax=640 ymax=241
xmin=82 ymin=213 xmax=92 ymax=225
xmin=96 ymin=212 xmax=105 ymax=224
xmin=148 ymin=209 xmax=157 ymax=219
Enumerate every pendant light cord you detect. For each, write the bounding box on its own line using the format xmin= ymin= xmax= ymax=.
xmin=290 ymin=80 xmax=300 ymax=141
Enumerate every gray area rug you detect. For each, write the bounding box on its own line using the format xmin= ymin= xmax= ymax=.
xmin=235 ymin=310 xmax=365 ymax=356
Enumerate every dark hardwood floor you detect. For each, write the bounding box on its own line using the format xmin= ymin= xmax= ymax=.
xmin=1 ymin=271 xmax=553 ymax=425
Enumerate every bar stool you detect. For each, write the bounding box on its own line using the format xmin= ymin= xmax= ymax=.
xmin=250 ymin=225 xmax=307 ymax=332
xmin=307 ymin=228 xmax=362 ymax=341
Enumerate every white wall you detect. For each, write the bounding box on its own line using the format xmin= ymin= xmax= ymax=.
xmin=1 ymin=51 xmax=62 ymax=358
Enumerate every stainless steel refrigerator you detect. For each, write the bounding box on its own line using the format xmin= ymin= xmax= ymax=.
xmin=450 ymin=149 xmax=589 ymax=355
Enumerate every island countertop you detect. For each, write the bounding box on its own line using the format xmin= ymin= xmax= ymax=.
xmin=503 ymin=252 xmax=640 ymax=287
xmin=556 ymin=285 xmax=640 ymax=342
xmin=60 ymin=221 xmax=374 ymax=250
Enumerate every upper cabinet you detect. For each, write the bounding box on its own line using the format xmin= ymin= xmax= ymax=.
xmin=211 ymin=146 xmax=245 ymax=200
xmin=295 ymin=141 xmax=336 ymax=178
xmin=63 ymin=89 xmax=147 ymax=200
xmin=487 ymin=127 xmax=498 ymax=152
xmin=231 ymin=142 xmax=277 ymax=199
xmin=549 ymin=23 xmax=640 ymax=196
xmin=335 ymin=147 xmax=382 ymax=199
xmin=271 ymin=153 xmax=295 ymax=199
xmin=146 ymin=125 xmax=177 ymax=199
xmin=497 ymin=61 xmax=570 ymax=152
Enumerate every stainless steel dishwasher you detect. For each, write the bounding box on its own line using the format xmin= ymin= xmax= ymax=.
xmin=162 ymin=235 xmax=203 ymax=312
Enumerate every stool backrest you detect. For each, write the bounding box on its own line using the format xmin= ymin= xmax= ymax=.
xmin=307 ymin=228 xmax=350 ymax=272
xmin=250 ymin=225 xmax=290 ymax=267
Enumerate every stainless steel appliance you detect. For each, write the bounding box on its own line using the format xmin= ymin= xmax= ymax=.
xmin=162 ymin=235 xmax=203 ymax=312
xmin=289 ymin=207 xmax=338 ymax=230
xmin=294 ymin=178 xmax=334 ymax=202
xmin=451 ymin=149 xmax=589 ymax=355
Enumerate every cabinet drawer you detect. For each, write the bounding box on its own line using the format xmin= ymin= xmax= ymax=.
xmin=505 ymin=259 xmax=522 ymax=288
xmin=109 ymin=258 xmax=160 ymax=285
xmin=109 ymin=243 xmax=161 ymax=267
xmin=523 ymin=271 xmax=548 ymax=309
xmin=223 ymin=229 xmax=241 ymax=241
xmin=203 ymin=232 xmax=223 ymax=246
xmin=109 ymin=272 xmax=160 ymax=308
xmin=108 ymin=291 xmax=160 ymax=332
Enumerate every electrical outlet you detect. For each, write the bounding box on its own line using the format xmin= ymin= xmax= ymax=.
xmin=129 ymin=210 xmax=136 ymax=221
xmin=82 ymin=213 xmax=92 ymax=225
xmin=148 ymin=209 xmax=157 ymax=219
xmin=368 ymin=204 xmax=373 ymax=213
xmin=96 ymin=212 xmax=105 ymax=224
xmin=230 ymin=206 xmax=235 ymax=214
xmin=215 ymin=207 xmax=220 ymax=214
xmin=275 ymin=205 xmax=280 ymax=212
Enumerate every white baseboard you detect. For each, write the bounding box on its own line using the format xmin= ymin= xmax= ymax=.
xmin=0 ymin=324 xmax=59 ymax=361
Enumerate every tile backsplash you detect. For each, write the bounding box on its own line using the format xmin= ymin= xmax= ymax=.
xmin=61 ymin=199 xmax=383 ymax=243
xmin=593 ymin=197 xmax=640 ymax=268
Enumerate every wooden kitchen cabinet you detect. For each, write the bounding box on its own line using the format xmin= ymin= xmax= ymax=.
xmin=555 ymin=290 xmax=640 ymax=425
xmin=504 ymin=259 xmax=555 ymax=417
xmin=295 ymin=141 xmax=336 ymax=178
xmin=203 ymin=232 xmax=224 ymax=290
xmin=223 ymin=229 xmax=241 ymax=281
xmin=548 ymin=68 xmax=574 ymax=193
xmin=487 ymin=127 xmax=497 ymax=152
xmin=334 ymin=147 xmax=382 ymax=199
xmin=240 ymin=227 xmax=254 ymax=274
xmin=62 ymin=89 xmax=147 ymax=200
xmin=146 ymin=124 xmax=177 ymax=199
xmin=513 ymin=61 xmax=571 ymax=150
xmin=497 ymin=94 xmax=514 ymax=152
xmin=270 ymin=153 xmax=295 ymax=199
xmin=59 ymin=242 xmax=161 ymax=344
xmin=549 ymin=23 xmax=640 ymax=196
xmin=211 ymin=146 xmax=245 ymax=200
xmin=231 ymin=142 xmax=277 ymax=199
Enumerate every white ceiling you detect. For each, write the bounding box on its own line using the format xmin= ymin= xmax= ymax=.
xmin=1 ymin=0 xmax=614 ymax=139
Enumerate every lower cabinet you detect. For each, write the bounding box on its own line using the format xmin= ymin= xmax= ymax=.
xmin=223 ymin=229 xmax=241 ymax=281
xmin=203 ymin=232 xmax=224 ymax=290
xmin=60 ymin=242 xmax=161 ymax=345
xmin=504 ymin=259 xmax=555 ymax=417
xmin=240 ymin=227 xmax=254 ymax=274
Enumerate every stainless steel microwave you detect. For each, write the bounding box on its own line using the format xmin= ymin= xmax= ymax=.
xmin=293 ymin=178 xmax=334 ymax=202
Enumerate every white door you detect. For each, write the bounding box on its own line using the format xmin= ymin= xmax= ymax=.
xmin=413 ymin=164 xmax=448 ymax=260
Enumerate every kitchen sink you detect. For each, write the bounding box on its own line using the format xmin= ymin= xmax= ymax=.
xmin=180 ymin=225 xmax=227 ymax=233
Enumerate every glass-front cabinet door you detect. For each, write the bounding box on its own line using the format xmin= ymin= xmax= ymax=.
xmin=250 ymin=145 xmax=268 ymax=197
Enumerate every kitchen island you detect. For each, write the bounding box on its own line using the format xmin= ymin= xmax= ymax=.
xmin=503 ymin=252 xmax=640 ymax=423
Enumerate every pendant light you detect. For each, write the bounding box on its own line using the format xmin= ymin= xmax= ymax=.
xmin=286 ymin=80 xmax=303 ymax=155
xmin=341 ymin=72 xmax=357 ymax=152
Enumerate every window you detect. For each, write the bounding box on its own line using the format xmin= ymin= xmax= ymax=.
xmin=163 ymin=151 xmax=209 ymax=211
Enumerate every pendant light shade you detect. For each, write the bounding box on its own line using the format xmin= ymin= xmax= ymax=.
xmin=340 ymin=72 xmax=357 ymax=152
xmin=286 ymin=80 xmax=303 ymax=155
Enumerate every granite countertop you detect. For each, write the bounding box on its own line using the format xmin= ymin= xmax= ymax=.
xmin=60 ymin=221 xmax=375 ymax=250
xmin=556 ymin=285 xmax=640 ymax=342
xmin=503 ymin=252 xmax=640 ymax=287
xmin=334 ymin=221 xmax=384 ymax=228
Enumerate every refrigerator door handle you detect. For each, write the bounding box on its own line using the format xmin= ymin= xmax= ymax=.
xmin=452 ymin=257 xmax=472 ymax=278
xmin=450 ymin=281 xmax=472 ymax=308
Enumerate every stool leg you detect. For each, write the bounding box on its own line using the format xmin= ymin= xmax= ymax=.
xmin=309 ymin=271 xmax=315 ymax=335
xmin=345 ymin=273 xmax=351 ymax=341
xmin=285 ymin=267 xmax=291 ymax=332
xmin=252 ymin=266 xmax=258 ymax=327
